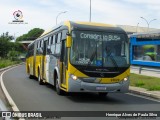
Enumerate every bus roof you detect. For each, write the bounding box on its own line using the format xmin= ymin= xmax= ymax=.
xmin=39 ymin=21 xmax=125 ymax=38
xmin=75 ymin=21 xmax=116 ymax=27
xmin=70 ymin=21 xmax=125 ymax=33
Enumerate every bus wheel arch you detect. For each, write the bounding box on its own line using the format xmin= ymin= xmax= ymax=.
xmin=27 ymin=65 xmax=30 ymax=74
xmin=28 ymin=65 xmax=34 ymax=79
xmin=54 ymin=70 xmax=63 ymax=95
xmin=38 ymin=67 xmax=44 ymax=85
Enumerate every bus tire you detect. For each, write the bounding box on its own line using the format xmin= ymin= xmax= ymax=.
xmin=29 ymin=75 xmax=34 ymax=79
xmin=38 ymin=69 xmax=44 ymax=85
xmin=98 ymin=92 xmax=108 ymax=97
xmin=28 ymin=66 xmax=34 ymax=79
xmin=56 ymin=76 xmax=63 ymax=95
xmin=29 ymin=74 xmax=34 ymax=79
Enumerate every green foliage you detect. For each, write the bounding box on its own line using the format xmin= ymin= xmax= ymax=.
xmin=135 ymin=81 xmax=145 ymax=87
xmin=0 ymin=32 xmax=25 ymax=58
xmin=130 ymin=73 xmax=160 ymax=91
xmin=0 ymin=59 xmax=20 ymax=69
xmin=0 ymin=32 xmax=14 ymax=40
xmin=0 ymin=32 xmax=22 ymax=67
xmin=16 ymin=28 xmax=44 ymax=41
xmin=7 ymin=50 xmax=20 ymax=61
xmin=148 ymin=86 xmax=160 ymax=91
xmin=0 ymin=37 xmax=10 ymax=58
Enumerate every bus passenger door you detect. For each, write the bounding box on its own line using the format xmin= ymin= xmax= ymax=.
xmin=42 ymin=40 xmax=47 ymax=80
xmin=60 ymin=40 xmax=67 ymax=87
xmin=45 ymin=40 xmax=53 ymax=83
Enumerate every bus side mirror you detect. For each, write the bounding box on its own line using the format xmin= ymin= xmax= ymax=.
xmin=66 ymin=36 xmax=72 ymax=48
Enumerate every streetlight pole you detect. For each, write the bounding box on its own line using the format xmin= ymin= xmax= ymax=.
xmin=89 ymin=0 xmax=91 ymax=22
xmin=136 ymin=23 xmax=139 ymax=33
xmin=56 ymin=11 xmax=67 ymax=25
xmin=140 ymin=17 xmax=157 ymax=32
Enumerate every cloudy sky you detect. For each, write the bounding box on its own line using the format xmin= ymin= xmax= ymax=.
xmin=0 ymin=0 xmax=160 ymax=37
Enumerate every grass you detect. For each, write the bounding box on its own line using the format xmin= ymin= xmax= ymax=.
xmin=130 ymin=73 xmax=160 ymax=91
xmin=0 ymin=59 xmax=21 ymax=69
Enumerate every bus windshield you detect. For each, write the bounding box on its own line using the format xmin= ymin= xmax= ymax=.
xmin=70 ymin=30 xmax=129 ymax=68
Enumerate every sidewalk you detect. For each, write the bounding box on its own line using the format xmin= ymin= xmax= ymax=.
xmin=130 ymin=66 xmax=160 ymax=100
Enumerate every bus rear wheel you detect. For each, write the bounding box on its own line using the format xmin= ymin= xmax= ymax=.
xmin=28 ymin=66 xmax=34 ymax=79
xmin=38 ymin=70 xmax=44 ymax=85
xmin=29 ymin=75 xmax=34 ymax=79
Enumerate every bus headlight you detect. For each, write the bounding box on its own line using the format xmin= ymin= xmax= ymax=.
xmin=124 ymin=77 xmax=128 ymax=81
xmin=71 ymin=74 xmax=78 ymax=80
xmin=119 ymin=77 xmax=129 ymax=84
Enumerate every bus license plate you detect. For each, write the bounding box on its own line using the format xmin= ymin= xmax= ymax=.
xmin=96 ymin=86 xmax=106 ymax=90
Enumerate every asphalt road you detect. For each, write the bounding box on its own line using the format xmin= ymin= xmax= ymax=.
xmin=2 ymin=65 xmax=160 ymax=120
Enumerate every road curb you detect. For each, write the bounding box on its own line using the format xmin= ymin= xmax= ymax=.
xmin=129 ymin=88 xmax=160 ymax=100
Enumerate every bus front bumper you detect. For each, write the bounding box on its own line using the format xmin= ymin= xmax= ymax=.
xmin=68 ymin=78 xmax=129 ymax=93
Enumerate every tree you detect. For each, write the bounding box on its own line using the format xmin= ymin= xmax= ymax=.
xmin=0 ymin=37 xmax=10 ymax=58
xmin=0 ymin=32 xmax=24 ymax=58
xmin=0 ymin=32 xmax=14 ymax=41
xmin=16 ymin=28 xmax=44 ymax=41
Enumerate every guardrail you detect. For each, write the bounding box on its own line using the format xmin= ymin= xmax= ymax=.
xmin=131 ymin=66 xmax=160 ymax=74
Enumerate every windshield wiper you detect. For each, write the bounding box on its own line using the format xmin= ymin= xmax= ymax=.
xmin=85 ymin=51 xmax=96 ymax=70
xmin=108 ymin=54 xmax=119 ymax=70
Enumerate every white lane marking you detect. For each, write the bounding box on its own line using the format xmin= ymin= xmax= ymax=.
xmin=126 ymin=93 xmax=160 ymax=103
xmin=0 ymin=99 xmax=8 ymax=111
xmin=0 ymin=65 xmax=25 ymax=120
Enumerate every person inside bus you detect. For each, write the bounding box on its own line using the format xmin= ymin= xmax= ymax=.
xmin=71 ymin=43 xmax=79 ymax=63
xmin=104 ymin=46 xmax=115 ymax=57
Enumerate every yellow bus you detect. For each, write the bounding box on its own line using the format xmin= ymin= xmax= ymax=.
xmin=26 ymin=21 xmax=130 ymax=96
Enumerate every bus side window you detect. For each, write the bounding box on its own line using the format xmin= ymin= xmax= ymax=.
xmin=53 ymin=35 xmax=56 ymax=44
xmin=46 ymin=38 xmax=50 ymax=55
xmin=57 ymin=32 xmax=62 ymax=43
xmin=55 ymin=34 xmax=58 ymax=44
xmin=50 ymin=35 xmax=55 ymax=54
xmin=37 ymin=41 xmax=39 ymax=48
xmin=49 ymin=36 xmax=51 ymax=46
xmin=41 ymin=40 xmax=44 ymax=48
xmin=62 ymin=30 xmax=68 ymax=40
xmin=43 ymin=37 xmax=48 ymax=55
xmin=38 ymin=40 xmax=43 ymax=54
xmin=55 ymin=32 xmax=62 ymax=54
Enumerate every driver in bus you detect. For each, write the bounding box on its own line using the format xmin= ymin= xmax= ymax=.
xmin=104 ymin=46 xmax=115 ymax=57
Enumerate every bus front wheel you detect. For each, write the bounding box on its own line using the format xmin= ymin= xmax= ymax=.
xmin=98 ymin=92 xmax=108 ymax=97
xmin=56 ymin=76 xmax=63 ymax=95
